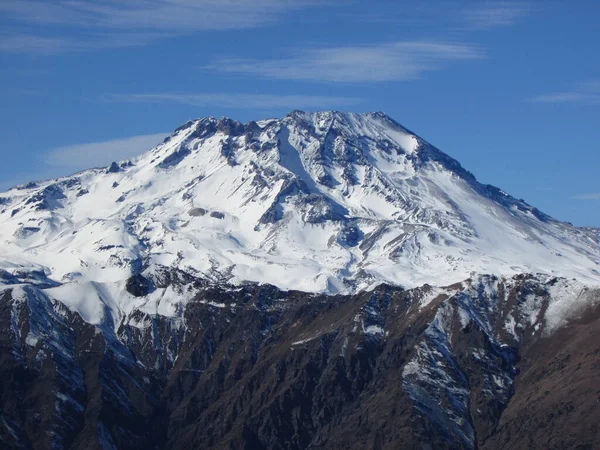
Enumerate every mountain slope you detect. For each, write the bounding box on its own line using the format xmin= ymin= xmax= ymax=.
xmin=0 ymin=111 xmax=598 ymax=309
xmin=1 ymin=273 xmax=598 ymax=449
xmin=1 ymin=111 xmax=600 ymax=449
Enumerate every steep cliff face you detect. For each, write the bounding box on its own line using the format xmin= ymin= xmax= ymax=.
xmin=1 ymin=272 xmax=598 ymax=449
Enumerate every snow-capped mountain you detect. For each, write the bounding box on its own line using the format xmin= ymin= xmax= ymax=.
xmin=2 ymin=111 xmax=600 ymax=449
xmin=1 ymin=111 xmax=599 ymax=301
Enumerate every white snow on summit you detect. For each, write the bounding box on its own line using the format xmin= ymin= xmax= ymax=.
xmin=0 ymin=110 xmax=599 ymax=322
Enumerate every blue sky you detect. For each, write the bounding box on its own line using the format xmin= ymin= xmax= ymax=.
xmin=1 ymin=0 xmax=599 ymax=226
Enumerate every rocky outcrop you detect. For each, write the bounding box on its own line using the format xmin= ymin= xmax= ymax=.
xmin=1 ymin=274 xmax=598 ymax=449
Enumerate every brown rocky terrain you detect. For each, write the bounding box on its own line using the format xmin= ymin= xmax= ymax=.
xmin=0 ymin=272 xmax=599 ymax=449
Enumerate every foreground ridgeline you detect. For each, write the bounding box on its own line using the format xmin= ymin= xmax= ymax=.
xmin=1 ymin=273 xmax=599 ymax=449
xmin=0 ymin=111 xmax=599 ymax=448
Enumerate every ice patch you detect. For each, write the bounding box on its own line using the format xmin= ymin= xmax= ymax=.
xmin=364 ymin=325 xmax=384 ymax=336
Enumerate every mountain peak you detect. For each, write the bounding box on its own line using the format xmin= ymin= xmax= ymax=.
xmin=0 ymin=111 xmax=598 ymax=303
xmin=285 ymin=109 xmax=404 ymax=128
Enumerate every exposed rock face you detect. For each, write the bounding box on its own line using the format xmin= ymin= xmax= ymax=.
xmin=125 ymin=274 xmax=151 ymax=297
xmin=1 ymin=273 xmax=598 ymax=449
xmin=107 ymin=162 xmax=121 ymax=174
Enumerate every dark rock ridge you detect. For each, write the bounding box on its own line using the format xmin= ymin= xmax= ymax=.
xmin=1 ymin=272 xmax=598 ymax=449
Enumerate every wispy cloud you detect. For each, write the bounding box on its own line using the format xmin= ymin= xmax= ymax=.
xmin=573 ymin=193 xmax=600 ymax=200
xmin=462 ymin=1 xmax=530 ymax=30
xmin=0 ymin=35 xmax=73 ymax=54
xmin=209 ymin=41 xmax=483 ymax=83
xmin=338 ymin=2 xmax=531 ymax=30
xmin=0 ymin=132 xmax=168 ymax=192
xmin=45 ymin=133 xmax=168 ymax=170
xmin=0 ymin=32 xmax=159 ymax=54
xmin=0 ymin=0 xmax=321 ymax=30
xmin=531 ymin=80 xmax=600 ymax=105
xmin=0 ymin=0 xmax=323 ymax=54
xmin=108 ymin=92 xmax=362 ymax=109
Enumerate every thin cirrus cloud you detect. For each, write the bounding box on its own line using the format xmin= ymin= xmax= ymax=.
xmin=44 ymin=133 xmax=169 ymax=170
xmin=0 ymin=0 xmax=319 ymax=31
xmin=0 ymin=32 xmax=161 ymax=54
xmin=0 ymin=133 xmax=169 ymax=191
xmin=108 ymin=92 xmax=363 ymax=109
xmin=0 ymin=35 xmax=73 ymax=54
xmin=0 ymin=0 xmax=323 ymax=53
xmin=573 ymin=193 xmax=600 ymax=201
xmin=209 ymin=41 xmax=484 ymax=83
xmin=324 ymin=2 xmax=529 ymax=30
xmin=531 ymin=81 xmax=600 ymax=105
xmin=461 ymin=1 xmax=531 ymax=30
